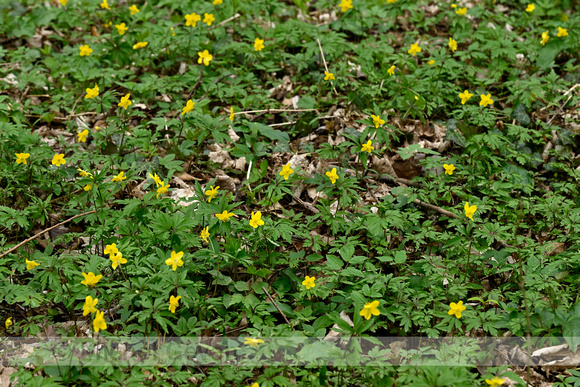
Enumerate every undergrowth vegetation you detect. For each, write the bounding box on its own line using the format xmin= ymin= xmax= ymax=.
xmin=1 ymin=0 xmax=580 ymax=385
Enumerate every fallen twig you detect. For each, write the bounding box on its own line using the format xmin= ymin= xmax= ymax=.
xmin=292 ymin=195 xmax=319 ymax=214
xmin=186 ymin=63 xmax=204 ymax=99
xmin=236 ymin=108 xmax=319 ymax=115
xmin=0 ymin=210 xmax=96 ymax=258
xmin=378 ymin=173 xmax=423 ymax=188
xmin=218 ymin=13 xmax=241 ymax=26
xmin=317 ymin=39 xmax=338 ymax=95
xmin=198 ymin=73 xmax=233 ymax=102
xmin=545 ymin=83 xmax=580 ymax=126
xmin=262 ymin=286 xmax=290 ymax=325
xmin=381 ymin=175 xmax=516 ymax=248
xmin=24 ymin=112 xmax=98 ymax=122
xmin=413 ymin=199 xmax=458 ymax=219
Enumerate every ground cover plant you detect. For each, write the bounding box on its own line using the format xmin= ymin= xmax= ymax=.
xmin=1 ymin=0 xmax=580 ymax=385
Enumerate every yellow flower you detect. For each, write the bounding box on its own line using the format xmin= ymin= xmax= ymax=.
xmin=387 ymin=65 xmax=395 ymax=76
xmin=324 ymin=71 xmax=335 ymax=81
xmin=78 ymin=129 xmax=89 ymax=143
xmin=459 ymin=90 xmax=473 ymax=105
xmin=203 ymin=13 xmax=215 ymax=26
xmin=149 ymin=173 xmax=162 ymax=187
xmin=325 ymin=168 xmax=339 ymax=184
xmin=79 ymin=45 xmax=93 ymax=56
xmin=200 ymin=227 xmax=210 ymax=243
xmin=557 ymin=27 xmax=568 ymax=37
xmin=541 ymin=31 xmax=549 ymax=46
xmin=156 ymin=181 xmax=169 ymax=198
xmin=115 ymin=23 xmax=128 ymax=35
xmin=464 ymin=202 xmax=477 ymax=221
xmin=525 ymin=4 xmax=535 ymax=12
xmin=302 ymin=276 xmax=315 ymax=290
xmin=84 ymin=177 xmax=95 ymax=189
xmin=361 ymin=140 xmax=374 ymax=153
xmin=85 ymin=84 xmax=99 ymax=99
xmin=77 ymin=168 xmax=91 ymax=177
xmin=428 ymin=60 xmax=435 ymax=66
xmin=171 ymin=27 xmax=175 ymax=36
xmin=254 ymin=38 xmax=265 ymax=51
xmin=387 ymin=0 xmax=397 ymax=3
xmin=448 ymin=301 xmax=466 ymax=318
xmin=339 ymin=0 xmax=352 ymax=12
xmin=83 ymin=296 xmax=98 ymax=316
xmin=93 ymin=310 xmax=107 ymax=333
xmin=110 ymin=252 xmax=127 ymax=270
xmin=455 ymin=7 xmax=467 ymax=15
xmin=26 ymin=259 xmax=40 ymax=270
xmin=214 ymin=0 xmax=223 ymax=4
xmin=133 ymin=41 xmax=148 ymax=49
xmin=249 ymin=211 xmax=264 ymax=228
xmin=81 ymin=272 xmax=103 ymax=287
xmin=480 ymin=93 xmax=493 ymax=107
xmin=100 ymin=0 xmax=110 ymax=10
xmin=443 ymin=164 xmax=455 ymax=175
xmin=185 ymin=13 xmax=201 ymax=27
xmin=104 ymin=21 xmax=112 ymax=27
xmin=485 ymin=376 xmax=505 ymax=387
xmin=52 ymin=153 xmax=66 ymax=167
xmin=198 ymin=50 xmax=213 ymax=66
xmin=229 ymin=107 xmax=235 ymax=122
xmin=181 ymin=99 xmax=195 ymax=115
xmin=408 ymin=42 xmax=421 ymax=56
xmin=169 ymin=295 xmax=181 ymax=313
xmin=279 ymin=163 xmax=294 ymax=180
xmin=561 ymin=13 xmax=569 ymax=22
xmin=5 ymin=317 xmax=13 ymax=329
xmin=165 ymin=251 xmax=184 ymax=271
xmin=15 ymin=153 xmax=30 ymax=164
xmin=360 ymin=300 xmax=380 ymax=320
xmin=59 ymin=0 xmax=69 ymax=5
xmin=112 ymin=171 xmax=126 ymax=182
xmin=118 ymin=93 xmax=132 ymax=109
xmin=104 ymin=243 xmax=119 ymax=256
xmin=244 ymin=337 xmax=265 ymax=347
xmin=129 ymin=4 xmax=140 ymax=15
xmin=205 ymin=186 xmax=219 ymax=202
xmin=215 ymin=210 xmax=235 ymax=222
xmin=448 ymin=37 xmax=457 ymax=52
xmin=451 ymin=3 xmax=457 ymax=7
xmin=371 ymin=114 xmax=385 ymax=128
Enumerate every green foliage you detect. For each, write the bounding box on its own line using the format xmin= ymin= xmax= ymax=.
xmin=1 ymin=0 xmax=580 ymax=385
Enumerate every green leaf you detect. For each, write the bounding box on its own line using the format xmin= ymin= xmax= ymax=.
xmin=502 ymin=163 xmax=532 ymax=187
xmin=153 ymin=314 xmax=169 ymax=333
xmin=512 ymin=104 xmax=530 ymax=125
xmin=273 ymin=274 xmax=292 ymax=293
xmin=306 ymin=254 xmax=323 ymax=262
xmin=364 ymin=214 xmax=384 ymax=236
xmin=339 ymin=244 xmax=355 ymax=261
xmin=296 ymin=341 xmax=334 ymax=362
xmin=234 ymin=281 xmax=250 ymax=292
xmin=297 ymin=95 xmax=316 ymax=109
xmin=396 ymin=144 xmax=440 ymax=160
xmin=326 ymin=255 xmax=343 ymax=270
xmin=254 ymin=123 xmax=289 ymax=142
xmin=536 ymin=41 xmax=564 ymax=69
xmin=394 ymin=251 xmax=407 ymax=264
xmin=342 ymin=267 xmax=364 ymax=277
xmin=445 ymin=119 xmax=467 ymax=147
